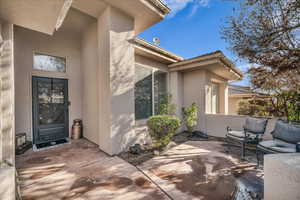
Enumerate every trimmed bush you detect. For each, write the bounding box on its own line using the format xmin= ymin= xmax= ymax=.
xmin=147 ymin=115 xmax=181 ymax=149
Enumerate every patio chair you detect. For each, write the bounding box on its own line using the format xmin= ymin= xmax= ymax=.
xmin=226 ymin=117 xmax=268 ymax=160
xmin=257 ymin=120 xmax=300 ymax=165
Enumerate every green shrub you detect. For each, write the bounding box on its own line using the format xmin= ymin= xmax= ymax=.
xmin=156 ymin=94 xmax=176 ymax=115
xmin=147 ymin=115 xmax=181 ymax=149
xmin=182 ymin=103 xmax=198 ymax=133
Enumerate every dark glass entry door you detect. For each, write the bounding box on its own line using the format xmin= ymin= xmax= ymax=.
xmin=32 ymin=76 xmax=69 ymax=144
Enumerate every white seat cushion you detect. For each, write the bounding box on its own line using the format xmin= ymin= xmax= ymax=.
xmin=258 ymin=140 xmax=296 ymax=153
xmin=227 ymin=130 xmax=257 ymax=140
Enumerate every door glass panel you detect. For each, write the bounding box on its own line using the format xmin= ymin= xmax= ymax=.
xmin=51 ymin=104 xmax=65 ymax=124
xmin=38 ymin=79 xmax=66 ymax=125
xmin=52 ymin=82 xmax=65 ymax=104
xmin=39 ymin=104 xmax=53 ymax=125
xmin=38 ymin=80 xmax=52 ymax=125
xmin=38 ymin=80 xmax=52 ymax=104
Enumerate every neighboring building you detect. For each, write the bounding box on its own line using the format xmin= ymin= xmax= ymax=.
xmin=228 ymin=85 xmax=267 ymax=115
xmin=0 ymin=0 xmax=243 ymax=162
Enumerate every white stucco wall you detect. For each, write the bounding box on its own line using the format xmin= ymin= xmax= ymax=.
xmin=14 ymin=26 xmax=82 ymax=141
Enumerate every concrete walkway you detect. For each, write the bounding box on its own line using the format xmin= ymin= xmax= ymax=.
xmin=16 ymin=139 xmax=169 ymax=200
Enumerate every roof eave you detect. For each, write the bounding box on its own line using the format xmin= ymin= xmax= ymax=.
xmin=146 ymin=0 xmax=170 ymax=15
xmin=133 ymin=38 xmax=183 ymax=63
xmin=169 ymin=53 xmax=243 ymax=81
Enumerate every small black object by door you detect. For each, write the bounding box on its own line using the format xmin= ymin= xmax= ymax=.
xmin=32 ymin=76 xmax=69 ymax=144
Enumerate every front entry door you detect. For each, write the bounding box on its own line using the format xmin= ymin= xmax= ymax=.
xmin=32 ymin=76 xmax=69 ymax=144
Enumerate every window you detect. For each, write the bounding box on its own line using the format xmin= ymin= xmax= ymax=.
xmin=206 ymin=83 xmax=219 ymax=114
xmin=33 ymin=53 xmax=66 ymax=73
xmin=154 ymin=70 xmax=167 ymax=115
xmin=134 ymin=65 xmax=167 ymax=120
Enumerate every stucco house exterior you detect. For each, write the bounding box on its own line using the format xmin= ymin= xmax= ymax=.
xmin=0 ymin=0 xmax=244 ymax=161
xmin=6 ymin=1 xmax=300 ymax=200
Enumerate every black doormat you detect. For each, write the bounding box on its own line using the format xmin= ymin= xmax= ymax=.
xmin=34 ymin=138 xmax=69 ymax=151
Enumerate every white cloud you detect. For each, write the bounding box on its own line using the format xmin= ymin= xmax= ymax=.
xmin=163 ymin=0 xmax=210 ymax=18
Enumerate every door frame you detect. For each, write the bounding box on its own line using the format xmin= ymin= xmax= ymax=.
xmin=32 ymin=76 xmax=69 ymax=144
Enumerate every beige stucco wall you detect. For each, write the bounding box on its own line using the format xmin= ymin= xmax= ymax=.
xmin=181 ymin=69 xmax=229 ymax=132
xmin=228 ymin=97 xmax=241 ymax=115
xmin=135 ymin=54 xmax=169 ymax=72
xmin=182 ymin=69 xmax=207 ymax=131
xmin=205 ymin=114 xmax=276 ymax=139
xmin=81 ymin=22 xmax=99 ymax=144
xmin=0 ymin=21 xmax=15 ymax=165
xmin=97 ymin=6 xmax=136 ymax=155
xmin=14 ymin=26 xmax=82 ymax=141
xmin=0 ymin=20 xmax=15 ymax=200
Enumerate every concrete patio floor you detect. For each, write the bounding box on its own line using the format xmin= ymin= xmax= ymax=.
xmin=16 ymin=139 xmax=264 ymax=200
xmin=16 ymin=139 xmax=168 ymax=200
xmin=137 ymin=141 xmax=264 ymax=200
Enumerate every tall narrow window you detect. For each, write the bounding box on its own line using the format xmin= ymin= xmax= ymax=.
xmin=154 ymin=70 xmax=167 ymax=115
xmin=134 ymin=66 xmax=153 ymax=120
xmin=206 ymin=83 xmax=219 ymax=114
xmin=211 ymin=83 xmax=219 ymax=114
xmin=33 ymin=53 xmax=66 ymax=73
xmin=134 ymin=65 xmax=167 ymax=120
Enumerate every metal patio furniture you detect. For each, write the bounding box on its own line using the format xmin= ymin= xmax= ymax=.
xmin=257 ymin=120 xmax=300 ymax=166
xmin=226 ymin=117 xmax=268 ymax=160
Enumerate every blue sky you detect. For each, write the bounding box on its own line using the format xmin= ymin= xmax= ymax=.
xmin=138 ymin=0 xmax=249 ymax=86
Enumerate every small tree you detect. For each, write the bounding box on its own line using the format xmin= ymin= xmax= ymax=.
xmin=237 ymin=98 xmax=271 ymax=117
xmin=182 ymin=103 xmax=198 ymax=133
